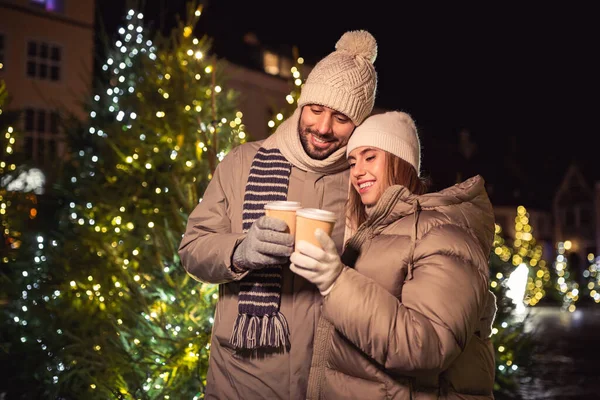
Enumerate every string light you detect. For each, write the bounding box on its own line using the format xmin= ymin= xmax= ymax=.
xmin=554 ymin=241 xmax=579 ymax=312
xmin=511 ymin=206 xmax=550 ymax=307
xmin=488 ymin=204 xmax=554 ymax=384
xmin=268 ymin=49 xmax=305 ymax=133
xmin=584 ymin=254 xmax=600 ymax=302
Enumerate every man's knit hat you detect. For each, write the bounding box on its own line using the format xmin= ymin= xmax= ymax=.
xmin=298 ymin=30 xmax=378 ymax=126
xmin=346 ymin=111 xmax=421 ymax=175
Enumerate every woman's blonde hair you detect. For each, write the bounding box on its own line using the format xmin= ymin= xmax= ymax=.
xmin=347 ymin=151 xmax=429 ymax=229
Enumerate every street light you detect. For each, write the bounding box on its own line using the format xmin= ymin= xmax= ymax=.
xmin=507 ymin=263 xmax=529 ymax=318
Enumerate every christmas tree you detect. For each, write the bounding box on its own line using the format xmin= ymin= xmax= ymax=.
xmin=552 ymin=240 xmax=580 ymax=311
xmin=510 ymin=206 xmax=551 ymax=307
xmin=1 ymin=2 xmax=246 ymax=398
xmin=488 ymin=222 xmax=535 ymax=396
xmin=583 ymin=253 xmax=600 ymax=304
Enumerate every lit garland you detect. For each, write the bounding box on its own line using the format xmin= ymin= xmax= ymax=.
xmin=8 ymin=234 xmax=62 ymax=376
xmin=3 ymin=1 xmax=247 ymax=398
xmin=268 ymin=47 xmax=305 ymax=133
xmin=553 ymin=240 xmax=579 ymax=312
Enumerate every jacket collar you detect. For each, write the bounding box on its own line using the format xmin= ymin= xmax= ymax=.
xmin=366 ymin=175 xmax=494 ymax=255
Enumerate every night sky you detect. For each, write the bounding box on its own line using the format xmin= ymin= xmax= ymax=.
xmin=98 ymin=0 xmax=598 ymax=209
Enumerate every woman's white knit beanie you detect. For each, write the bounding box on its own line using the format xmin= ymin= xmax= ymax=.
xmin=346 ymin=111 xmax=421 ymax=176
xmin=298 ymin=30 xmax=378 ymax=126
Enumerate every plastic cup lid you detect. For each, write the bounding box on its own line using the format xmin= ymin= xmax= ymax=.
xmin=264 ymin=201 xmax=302 ymax=211
xmin=296 ymin=208 xmax=337 ymax=223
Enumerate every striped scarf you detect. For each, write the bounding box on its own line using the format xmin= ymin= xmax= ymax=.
xmin=230 ymin=147 xmax=293 ymax=351
xmin=230 ymin=107 xmax=350 ymax=352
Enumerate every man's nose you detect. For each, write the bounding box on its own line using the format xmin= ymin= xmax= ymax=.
xmin=314 ymin=114 xmax=333 ymax=134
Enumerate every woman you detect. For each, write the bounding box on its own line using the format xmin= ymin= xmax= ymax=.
xmin=290 ymin=111 xmax=497 ymax=399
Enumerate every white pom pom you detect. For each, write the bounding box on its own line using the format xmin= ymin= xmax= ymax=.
xmin=335 ymin=30 xmax=377 ymax=64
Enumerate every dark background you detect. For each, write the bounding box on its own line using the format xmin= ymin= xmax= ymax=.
xmin=97 ymin=0 xmax=599 ymax=210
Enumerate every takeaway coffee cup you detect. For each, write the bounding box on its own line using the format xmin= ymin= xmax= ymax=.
xmin=295 ymin=208 xmax=337 ymax=248
xmin=264 ymin=201 xmax=302 ymax=235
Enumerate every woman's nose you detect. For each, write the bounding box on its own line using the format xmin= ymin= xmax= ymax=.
xmin=351 ymin=163 xmax=365 ymax=177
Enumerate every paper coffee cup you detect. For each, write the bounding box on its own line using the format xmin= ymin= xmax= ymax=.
xmin=264 ymin=201 xmax=302 ymax=235
xmin=295 ymin=208 xmax=337 ymax=248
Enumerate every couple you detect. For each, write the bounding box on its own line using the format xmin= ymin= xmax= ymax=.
xmin=179 ymin=29 xmax=497 ymax=400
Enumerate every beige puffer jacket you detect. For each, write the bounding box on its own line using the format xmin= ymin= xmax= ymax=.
xmin=179 ymin=140 xmax=351 ymax=400
xmin=307 ymin=175 xmax=497 ymax=399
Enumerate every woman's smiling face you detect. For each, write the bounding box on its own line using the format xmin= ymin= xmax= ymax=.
xmin=348 ymin=146 xmax=388 ymax=206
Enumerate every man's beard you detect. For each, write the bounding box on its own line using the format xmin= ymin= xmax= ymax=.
xmin=299 ymin=127 xmax=339 ymax=160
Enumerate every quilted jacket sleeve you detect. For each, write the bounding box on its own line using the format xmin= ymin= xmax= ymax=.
xmin=178 ymin=147 xmax=248 ymax=284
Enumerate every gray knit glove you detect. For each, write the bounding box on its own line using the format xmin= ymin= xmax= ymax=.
xmin=232 ymin=216 xmax=294 ymax=271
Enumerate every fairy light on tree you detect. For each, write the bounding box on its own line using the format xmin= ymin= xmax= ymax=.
xmin=2 ymin=2 xmax=246 ymax=398
xmin=511 ymin=206 xmax=550 ymax=307
xmin=488 ymin=222 xmax=534 ymax=395
xmin=0 ymin=80 xmax=20 ymax=267
xmin=0 ymin=79 xmax=59 ymax=397
xmin=0 ymin=80 xmax=42 ymax=266
xmin=553 ymin=240 xmax=579 ymax=312
xmin=268 ymin=46 xmax=305 ymax=133
xmin=583 ymin=253 xmax=599 ymax=303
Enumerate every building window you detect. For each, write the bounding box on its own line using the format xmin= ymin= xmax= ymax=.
xmin=26 ymin=41 xmax=62 ymax=81
xmin=263 ymin=51 xmax=280 ymax=75
xmin=23 ymin=108 xmax=61 ymax=164
xmin=0 ymin=33 xmax=5 ymax=70
xmin=30 ymin=0 xmax=64 ymax=13
xmin=262 ymin=50 xmax=293 ymax=78
xmin=50 ymin=111 xmax=59 ymax=134
xmin=279 ymin=57 xmax=292 ymax=79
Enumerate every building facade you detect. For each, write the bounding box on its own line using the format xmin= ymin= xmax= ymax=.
xmin=492 ymin=164 xmax=599 ymax=278
xmin=224 ymin=59 xmax=302 ymax=142
xmin=0 ymin=0 xmax=95 ymax=168
xmin=596 ymin=182 xmax=600 ymax=259
xmin=553 ymin=164 xmax=598 ymax=281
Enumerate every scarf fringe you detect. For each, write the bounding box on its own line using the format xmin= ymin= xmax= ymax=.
xmin=230 ymin=312 xmax=291 ymax=351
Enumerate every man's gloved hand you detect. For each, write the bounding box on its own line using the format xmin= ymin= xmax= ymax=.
xmin=232 ymin=216 xmax=294 ymax=271
xmin=290 ymin=228 xmax=343 ymax=296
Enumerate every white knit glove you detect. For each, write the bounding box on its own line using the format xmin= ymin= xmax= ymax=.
xmin=478 ymin=290 xmax=498 ymax=339
xmin=290 ymin=228 xmax=343 ymax=296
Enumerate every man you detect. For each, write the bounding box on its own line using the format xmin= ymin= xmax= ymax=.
xmin=179 ymin=29 xmax=378 ymax=399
